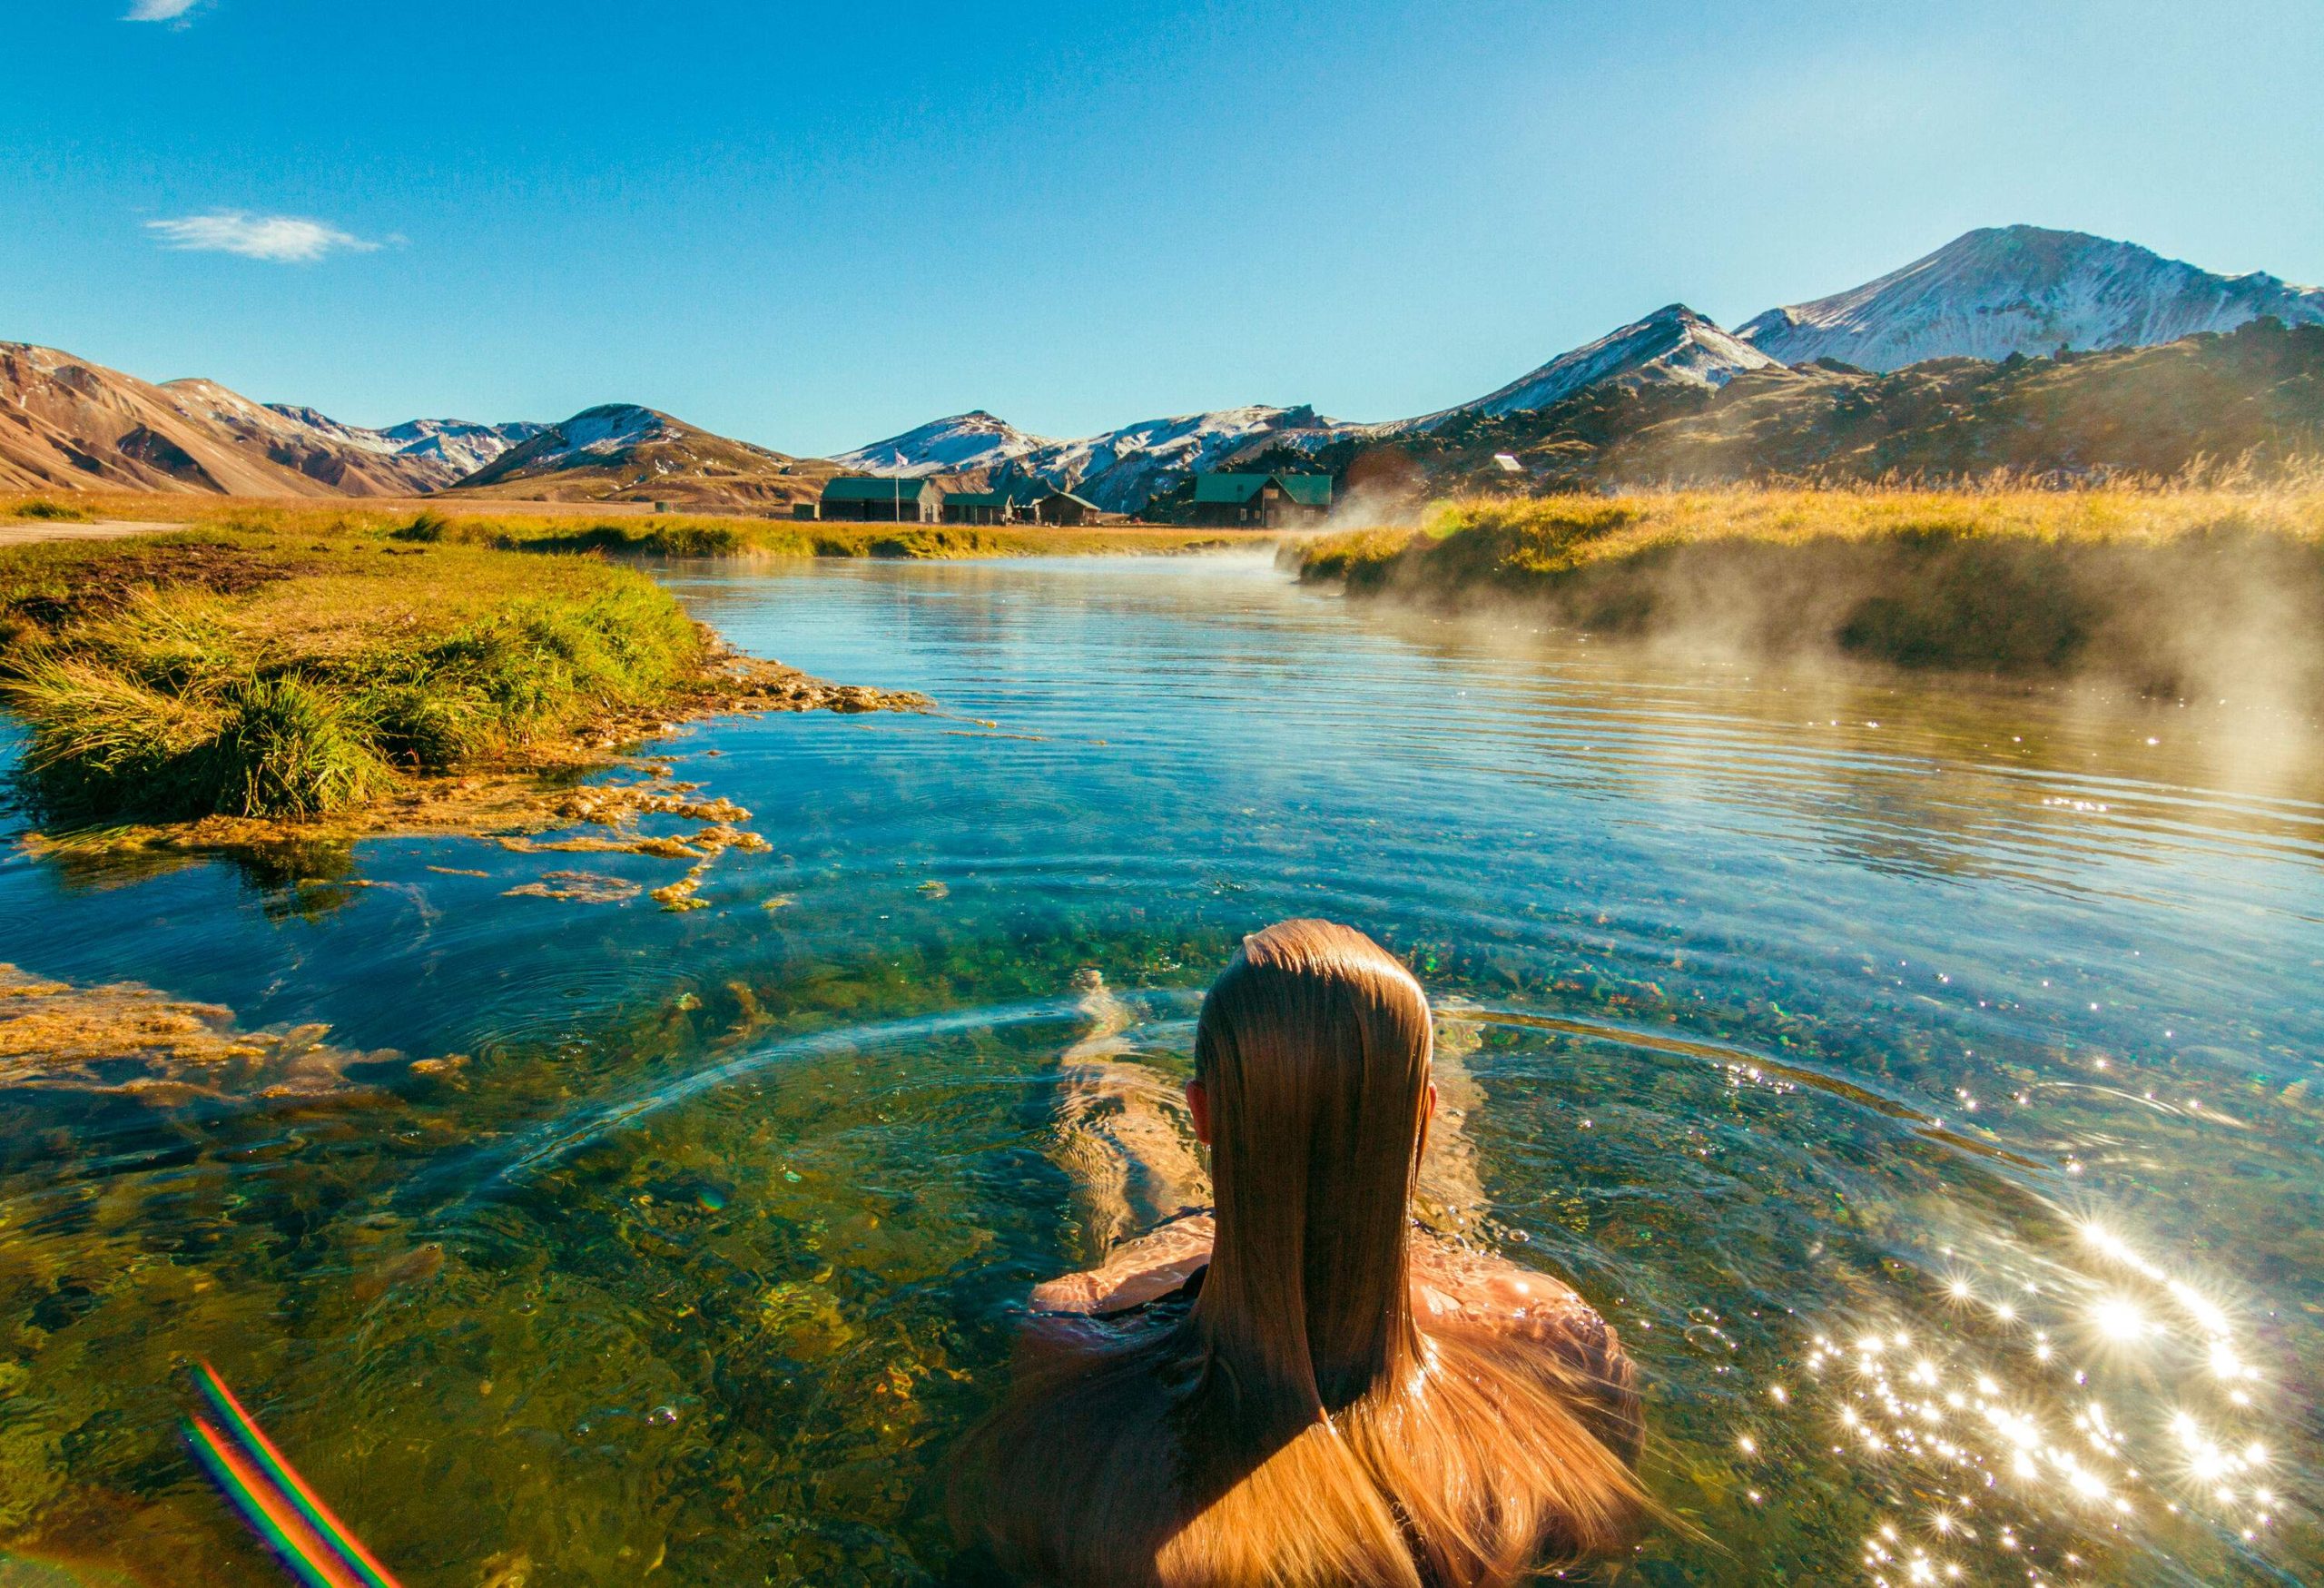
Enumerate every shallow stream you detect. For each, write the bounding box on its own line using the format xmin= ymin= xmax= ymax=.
xmin=1 ymin=553 xmax=2319 ymax=1585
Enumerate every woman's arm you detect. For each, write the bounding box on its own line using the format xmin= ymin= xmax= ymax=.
xmin=1049 ymin=971 xmax=1211 ymax=1259
xmin=1028 ymin=1212 xmax=1215 ymax=1317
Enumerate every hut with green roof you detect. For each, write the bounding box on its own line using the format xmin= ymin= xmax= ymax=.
xmin=820 ymin=476 xmax=945 ymax=523
xmin=1189 ymin=471 xmax=1332 ymax=528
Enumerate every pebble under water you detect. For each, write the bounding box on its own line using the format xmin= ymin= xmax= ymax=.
xmin=0 ymin=552 xmax=2319 ymax=1586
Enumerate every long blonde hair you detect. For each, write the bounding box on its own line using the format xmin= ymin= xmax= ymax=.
xmin=955 ymin=920 xmax=1645 ymax=1587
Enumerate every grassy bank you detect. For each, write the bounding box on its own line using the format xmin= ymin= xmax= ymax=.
xmin=0 ymin=525 xmax=917 ymax=829
xmin=1291 ymin=483 xmax=2324 ymax=695
xmin=0 ymin=493 xmax=1258 ymax=558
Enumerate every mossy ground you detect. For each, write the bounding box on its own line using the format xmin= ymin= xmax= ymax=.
xmin=0 ymin=522 xmax=923 ymax=833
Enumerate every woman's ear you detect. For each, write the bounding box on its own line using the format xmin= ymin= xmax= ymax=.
xmin=1186 ymin=1079 xmax=1211 ymax=1145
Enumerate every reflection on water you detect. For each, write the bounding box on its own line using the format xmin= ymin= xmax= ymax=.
xmin=1786 ymin=1225 xmax=2281 ymax=1588
xmin=0 ymin=555 xmax=2318 ymax=1585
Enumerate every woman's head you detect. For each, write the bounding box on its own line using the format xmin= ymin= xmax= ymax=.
xmin=1187 ymin=921 xmax=1436 ymax=1414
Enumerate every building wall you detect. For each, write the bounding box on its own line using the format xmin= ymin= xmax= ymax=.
xmin=1187 ymin=498 xmax=1327 ymax=527
xmin=823 ymin=492 xmax=939 ymax=522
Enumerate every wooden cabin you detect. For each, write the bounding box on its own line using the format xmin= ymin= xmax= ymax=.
xmin=1189 ymin=471 xmax=1332 ymax=528
xmin=940 ymin=483 xmax=1100 ymax=526
xmin=941 ymin=490 xmax=1009 ymax=525
xmin=1031 ymin=489 xmax=1102 ymax=526
xmin=821 ymin=476 xmax=944 ymax=522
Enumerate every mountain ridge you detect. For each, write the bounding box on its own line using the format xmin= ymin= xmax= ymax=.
xmin=1298 ymin=316 xmax=2324 ymax=505
xmin=841 ymin=228 xmax=2324 ymax=510
xmin=9 ymin=224 xmax=2322 ymax=515
xmin=1737 ymin=224 xmax=2324 ymax=370
xmin=1403 ymin=303 xmax=1775 ymax=430
xmin=1 ymin=345 xmax=386 ymax=497
xmin=264 ymin=406 xmax=542 ymax=484
xmin=445 ymin=402 xmax=838 ymax=508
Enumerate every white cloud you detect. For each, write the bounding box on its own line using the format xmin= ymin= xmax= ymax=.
xmin=144 ymin=212 xmax=382 ymax=263
xmin=125 ymin=0 xmax=202 ymax=20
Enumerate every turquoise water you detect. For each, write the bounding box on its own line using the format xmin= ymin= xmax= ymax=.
xmin=1 ymin=552 xmax=2319 ymax=1585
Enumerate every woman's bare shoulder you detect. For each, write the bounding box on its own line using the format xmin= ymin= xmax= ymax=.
xmin=1410 ymin=1234 xmax=1641 ymax=1460
xmin=1410 ymin=1236 xmax=1623 ymax=1359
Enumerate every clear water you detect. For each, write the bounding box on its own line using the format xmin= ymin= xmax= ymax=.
xmin=1 ymin=553 xmax=2319 ymax=1586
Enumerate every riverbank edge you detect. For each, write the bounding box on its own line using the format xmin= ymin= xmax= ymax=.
xmin=1286 ymin=488 xmax=2324 ymax=696
xmin=0 ymin=527 xmax=931 ymax=868
xmin=0 ymin=492 xmax=1274 ymax=559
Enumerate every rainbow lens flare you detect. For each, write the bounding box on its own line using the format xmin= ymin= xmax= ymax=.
xmin=182 ymin=1363 xmax=404 ymax=1588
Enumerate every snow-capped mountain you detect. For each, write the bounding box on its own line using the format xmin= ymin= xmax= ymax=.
xmin=1403 ymin=303 xmax=1775 ymax=430
xmin=505 ymin=403 xmax=684 ymax=467
xmin=1014 ymin=405 xmax=1346 ymax=513
xmin=457 ymin=405 xmax=696 ymax=489
xmin=451 ymin=401 xmax=832 ymax=508
xmin=267 ymin=406 xmax=543 ymax=481
xmin=1737 ymin=225 xmax=2324 ymax=371
xmin=837 ymin=312 xmax=1777 ymax=509
xmin=832 ymin=409 xmax=1055 ymax=478
xmin=379 ymin=419 xmax=547 ymax=479
xmin=157 ymin=379 xmax=482 ymax=495
xmin=833 ymin=403 xmax=1349 ymax=514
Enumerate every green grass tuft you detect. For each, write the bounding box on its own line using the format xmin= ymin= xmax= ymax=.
xmin=9 ymin=499 xmax=95 ymax=523
xmin=3 ymin=658 xmax=394 ymax=822
xmin=4 ymin=653 xmax=227 ymax=818
xmin=209 ymin=676 xmax=397 ymax=817
xmin=393 ymin=508 xmax=452 ymax=543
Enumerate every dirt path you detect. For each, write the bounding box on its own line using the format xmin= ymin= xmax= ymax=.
xmin=0 ymin=519 xmax=192 ymax=547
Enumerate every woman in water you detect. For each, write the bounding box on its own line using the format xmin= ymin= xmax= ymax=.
xmin=955 ymin=919 xmax=1645 ymax=1587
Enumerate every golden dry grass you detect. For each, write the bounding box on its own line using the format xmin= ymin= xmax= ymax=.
xmin=0 ymin=492 xmax=1262 ymax=559
xmin=1293 ymin=479 xmax=2324 ymax=689
xmin=1300 ymin=477 xmax=2324 ymax=586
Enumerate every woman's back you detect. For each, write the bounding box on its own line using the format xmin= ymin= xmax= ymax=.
xmin=963 ymin=1252 xmax=1640 ymax=1586
xmin=954 ymin=922 xmax=1646 ymax=1587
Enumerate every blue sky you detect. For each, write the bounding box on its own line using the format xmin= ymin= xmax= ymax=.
xmin=7 ymin=0 xmax=2322 ymax=453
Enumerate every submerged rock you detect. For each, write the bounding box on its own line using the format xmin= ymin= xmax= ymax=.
xmin=0 ymin=962 xmax=395 ymax=1101
xmin=351 ymin=1241 xmax=448 ymax=1303
xmin=504 ymin=870 xmax=643 ymax=904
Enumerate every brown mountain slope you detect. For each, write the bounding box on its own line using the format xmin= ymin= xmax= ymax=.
xmin=1 ymin=343 xmax=337 ymax=496
xmin=160 ymin=379 xmax=452 ymax=494
xmin=1604 ymin=315 xmax=2324 ymax=481
xmin=443 ymin=403 xmax=840 ymax=508
xmin=0 ymin=343 xmax=451 ymax=498
xmin=1237 ymin=317 xmax=2324 ymax=507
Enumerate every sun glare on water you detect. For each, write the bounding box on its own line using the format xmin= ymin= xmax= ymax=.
xmin=1749 ymin=1216 xmax=2286 ymax=1587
